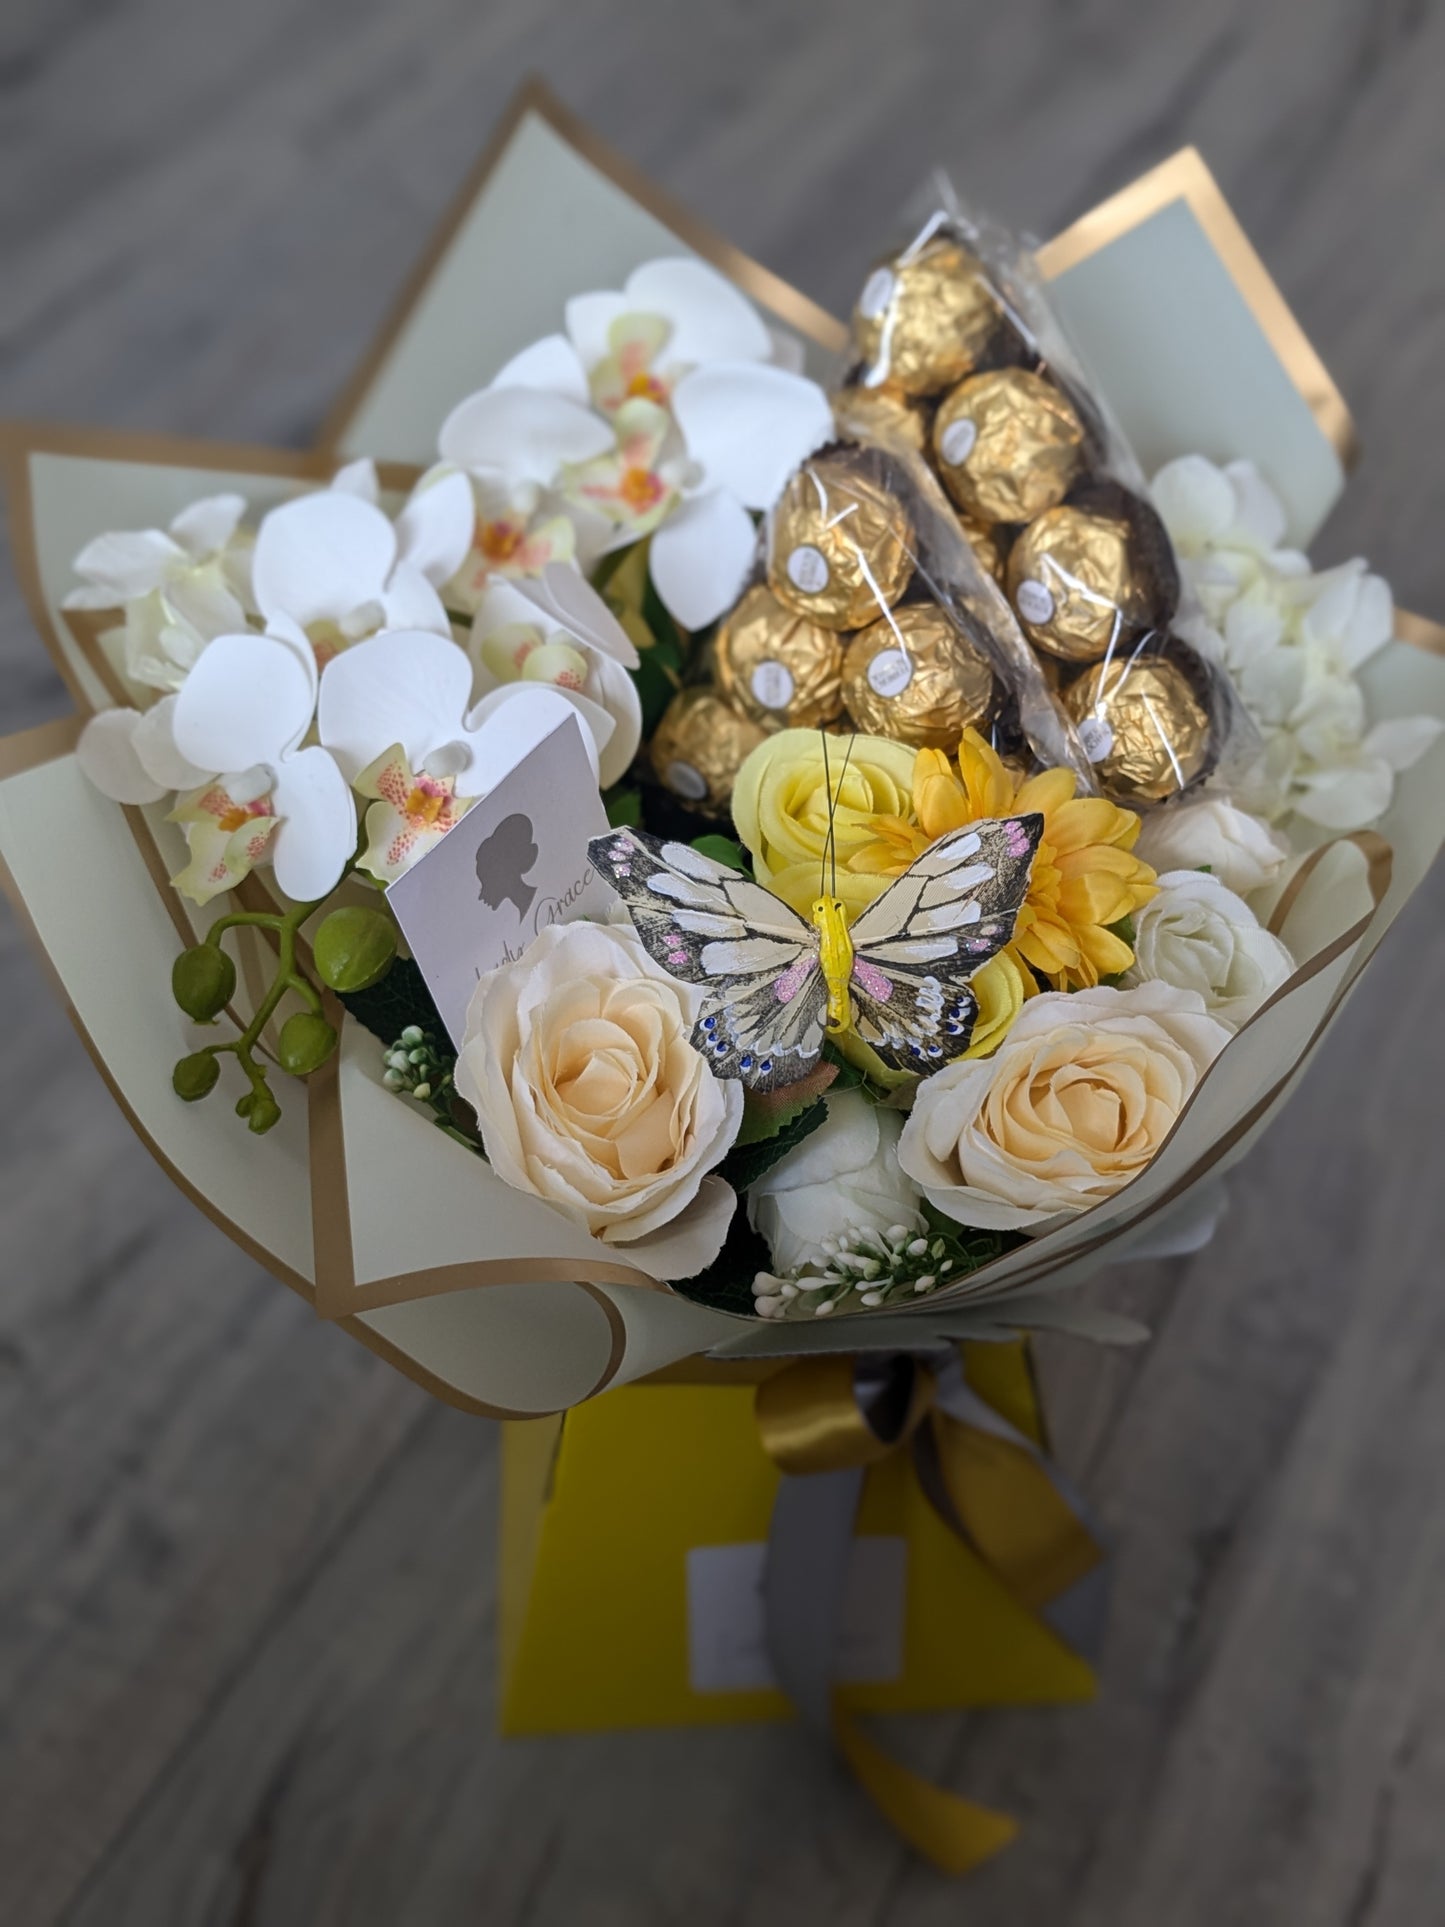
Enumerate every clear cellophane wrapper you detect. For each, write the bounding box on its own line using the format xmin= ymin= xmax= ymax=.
xmin=651 ymin=435 xmax=1095 ymax=827
xmin=836 ymin=189 xmax=1258 ymax=808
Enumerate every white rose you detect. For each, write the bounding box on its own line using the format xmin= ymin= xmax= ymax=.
xmin=1122 ymin=870 xmax=1294 ymax=1029
xmin=1135 ymin=797 xmax=1290 ymax=896
xmin=455 ymin=919 xmax=743 ymax=1254
xmin=898 ymin=983 xmax=1230 ymax=1231
xmin=746 ymin=1088 xmax=923 ymax=1274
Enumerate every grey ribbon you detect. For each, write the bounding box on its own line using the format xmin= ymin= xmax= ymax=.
xmin=762 ymin=1350 xmax=1108 ymax=1729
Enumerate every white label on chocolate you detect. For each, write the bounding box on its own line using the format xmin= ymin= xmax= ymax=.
xmin=867 ymin=647 xmax=914 ymax=699
xmin=1015 ymin=577 xmax=1055 ymax=626
xmin=1077 ymin=717 xmax=1114 ymax=762
xmin=938 ymin=417 xmax=978 ymax=467
xmin=665 ymin=758 xmax=709 ymax=802
xmin=859 ymin=267 xmax=896 ymax=320
xmin=750 ymin=659 xmax=795 ymax=712
xmin=787 ymin=544 xmax=830 ymax=595
xmin=687 ymin=1538 xmax=906 ymax=1693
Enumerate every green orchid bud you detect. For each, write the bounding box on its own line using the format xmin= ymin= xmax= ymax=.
xmin=278 ymin=1012 xmax=339 ymax=1076
xmin=235 ymin=1091 xmax=256 ymax=1118
xmin=173 ymin=1051 xmax=220 ymax=1101
xmin=247 ymin=1092 xmax=283 ymax=1135
xmin=172 ymin=943 xmax=236 ymax=1021
xmin=313 ymin=906 xmax=397 ymax=993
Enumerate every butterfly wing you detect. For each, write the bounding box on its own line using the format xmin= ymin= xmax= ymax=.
xmin=846 ymin=813 xmax=1043 ymax=1074
xmin=587 ymin=827 xmax=828 ymax=1091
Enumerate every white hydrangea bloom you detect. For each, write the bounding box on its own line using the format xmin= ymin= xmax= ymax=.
xmin=1152 ymin=455 xmax=1441 ymax=830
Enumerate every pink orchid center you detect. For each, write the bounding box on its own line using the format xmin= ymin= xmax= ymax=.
xmin=479 ymin=517 xmax=526 ymax=565
xmin=402 ymin=773 xmax=454 ymax=828
xmin=619 ymin=466 xmax=665 ymax=514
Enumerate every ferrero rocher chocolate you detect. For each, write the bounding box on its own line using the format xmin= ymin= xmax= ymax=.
xmin=649 ymin=687 xmax=766 ymax=816
xmin=1006 ymin=504 xmax=1154 ymax=662
xmin=851 ymin=238 xmax=1008 ymax=397
xmin=841 ymin=603 xmax=997 ymax=748
xmin=932 ymin=368 xmax=1087 ymax=524
xmin=1063 ymin=653 xmax=1212 ymax=802
xmin=832 ymin=383 xmax=928 ymax=453
xmin=713 ymin=584 xmax=845 ymax=731
xmin=768 ymin=454 xmax=914 ymax=631
xmin=958 ymin=512 xmax=1007 ymax=585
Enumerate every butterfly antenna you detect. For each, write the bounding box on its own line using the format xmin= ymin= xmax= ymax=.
xmin=830 ymin=732 xmax=856 ymax=900
xmin=821 ymin=729 xmax=834 ymax=900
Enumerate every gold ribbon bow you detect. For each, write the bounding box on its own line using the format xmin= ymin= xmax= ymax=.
xmin=755 ymin=1347 xmax=1105 ymax=1876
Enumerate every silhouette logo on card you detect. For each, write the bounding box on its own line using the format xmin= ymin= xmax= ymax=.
xmin=475 ymin=813 xmax=539 ymax=919
xmin=386 ymin=717 xmax=610 ymax=1046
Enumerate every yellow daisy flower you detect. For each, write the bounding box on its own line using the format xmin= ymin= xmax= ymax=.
xmin=851 ymin=728 xmax=1158 ymax=991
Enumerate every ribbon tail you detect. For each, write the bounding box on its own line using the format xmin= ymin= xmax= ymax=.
xmin=832 ymin=1710 xmax=1019 ymax=1876
xmin=764 ymin=1454 xmax=1020 ymax=1877
xmin=924 ymin=1360 xmax=1109 ymax=1663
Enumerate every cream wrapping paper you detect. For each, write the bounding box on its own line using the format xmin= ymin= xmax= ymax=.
xmin=2 ymin=85 xmax=1441 ymax=1413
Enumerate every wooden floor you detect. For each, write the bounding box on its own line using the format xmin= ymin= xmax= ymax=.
xmin=3 ymin=1 xmax=1444 ymax=1920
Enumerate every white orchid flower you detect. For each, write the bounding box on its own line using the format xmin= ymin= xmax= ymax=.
xmin=436 ymin=258 xmax=831 ymax=631
xmin=641 ymin=360 xmax=833 ymax=629
xmin=65 ymin=493 xmax=254 ymax=694
xmin=471 ymin=565 xmax=642 ymax=788
xmin=317 ymin=628 xmax=593 ymax=883
xmin=563 ymin=256 xmax=781 ymax=410
xmin=157 ymin=624 xmax=355 ymax=905
xmin=555 ymin=362 xmax=833 ymax=629
xmin=251 ymin=460 xmax=474 ymax=666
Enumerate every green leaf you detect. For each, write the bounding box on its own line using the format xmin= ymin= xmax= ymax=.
xmin=690 ymin=833 xmax=748 ymax=873
xmin=820 ymin=1036 xmax=867 ymax=1093
xmin=733 ymin=1083 xmax=819 ymax=1148
xmin=1108 ymin=913 xmax=1136 ymax=947
xmin=339 ymin=957 xmax=446 ymax=1046
xmin=919 ymin=1201 xmax=1024 ymax=1280
xmin=720 ymin=1098 xmax=826 ymax=1192
xmin=670 ymin=1206 xmax=773 ymax=1319
xmin=604 ymin=784 xmax=643 ymax=828
xmin=629 ymin=633 xmax=685 ymax=737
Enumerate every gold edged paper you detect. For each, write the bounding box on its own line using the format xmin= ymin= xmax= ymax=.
xmin=1037 ymin=146 xmax=1357 ymax=469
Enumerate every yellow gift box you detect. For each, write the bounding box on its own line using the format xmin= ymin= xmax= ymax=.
xmin=499 ymin=1340 xmax=1095 ymax=1734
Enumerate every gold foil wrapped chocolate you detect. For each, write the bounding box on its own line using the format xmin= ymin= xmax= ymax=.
xmin=841 ymin=603 xmax=997 ymax=748
xmin=649 ymin=687 xmax=766 ymax=815
xmin=1006 ymin=504 xmax=1153 ymax=663
xmin=932 ymin=368 xmax=1087 ymax=524
xmin=768 ymin=454 xmax=915 ymax=631
xmin=958 ymin=512 xmax=1007 ymax=586
xmin=713 ymin=584 xmax=845 ymax=731
xmin=1063 ymin=653 xmax=1212 ymax=802
xmin=851 ymin=237 xmax=1007 ymax=397
xmin=832 ymin=383 xmax=928 ymax=453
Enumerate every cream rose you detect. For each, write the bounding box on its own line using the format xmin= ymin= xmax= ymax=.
xmin=898 ymin=983 xmax=1230 ymax=1230
xmin=732 ymin=728 xmax=916 ymax=917
xmin=1134 ymin=796 xmax=1289 ymax=897
xmin=455 ymin=920 xmax=743 ymax=1253
xmin=746 ymin=1088 xmax=923 ymax=1274
xmin=1123 ymin=869 xmax=1295 ymax=1030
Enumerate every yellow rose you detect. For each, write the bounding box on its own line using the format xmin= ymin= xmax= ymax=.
xmin=455 ymin=920 xmax=743 ymax=1248
xmin=732 ymin=729 xmax=916 ymax=917
xmin=733 ymin=726 xmax=1030 ymax=1064
xmin=899 ymin=983 xmax=1230 ymax=1230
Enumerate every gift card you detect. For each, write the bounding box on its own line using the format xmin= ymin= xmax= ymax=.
xmin=386 ymin=714 xmax=612 ymax=1046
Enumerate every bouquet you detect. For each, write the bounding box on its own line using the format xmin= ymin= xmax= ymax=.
xmin=7 ymin=111 xmax=1438 ymax=1395
xmin=4 ymin=85 xmax=1442 ymax=1874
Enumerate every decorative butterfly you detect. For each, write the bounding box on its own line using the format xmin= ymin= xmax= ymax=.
xmin=586 ymin=810 xmax=1042 ymax=1093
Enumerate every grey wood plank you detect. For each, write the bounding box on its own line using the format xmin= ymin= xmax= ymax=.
xmin=1 ymin=0 xmax=1443 ymax=1921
